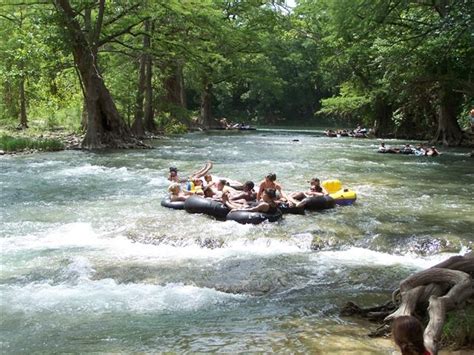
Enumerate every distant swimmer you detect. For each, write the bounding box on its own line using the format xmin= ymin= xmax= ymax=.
xmin=378 ymin=142 xmax=399 ymax=154
xmin=426 ymin=146 xmax=441 ymax=156
xmin=378 ymin=142 xmax=388 ymax=153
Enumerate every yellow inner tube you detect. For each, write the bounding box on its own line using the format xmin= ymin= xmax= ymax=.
xmin=322 ymin=179 xmax=357 ymax=204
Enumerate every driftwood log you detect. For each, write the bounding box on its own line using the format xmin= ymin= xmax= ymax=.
xmin=341 ymin=252 xmax=474 ymax=355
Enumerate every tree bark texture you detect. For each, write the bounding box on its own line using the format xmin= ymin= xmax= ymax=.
xmin=432 ymin=82 xmax=463 ymax=146
xmin=373 ymin=95 xmax=393 ymax=137
xmin=55 ymin=0 xmax=137 ymax=149
xmin=199 ymin=81 xmax=213 ymax=128
xmin=131 ymin=25 xmax=148 ymax=138
xmin=160 ymin=59 xmax=187 ymax=125
xmin=19 ymin=76 xmax=28 ymax=129
xmin=143 ymin=21 xmax=155 ymax=132
xmin=164 ymin=61 xmax=186 ymax=109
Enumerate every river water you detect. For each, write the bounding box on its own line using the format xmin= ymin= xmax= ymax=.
xmin=1 ymin=129 xmax=473 ymax=353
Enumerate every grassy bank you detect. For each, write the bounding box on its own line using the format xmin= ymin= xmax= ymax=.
xmin=0 ymin=134 xmax=65 ymax=152
xmin=441 ymin=304 xmax=474 ymax=350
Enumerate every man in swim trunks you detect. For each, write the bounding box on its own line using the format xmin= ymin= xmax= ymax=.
xmin=256 ymin=173 xmax=285 ymax=201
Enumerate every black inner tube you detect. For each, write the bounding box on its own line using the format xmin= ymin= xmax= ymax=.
xmin=161 ymin=198 xmax=185 ymax=210
xmin=184 ymin=196 xmax=230 ymax=220
xmin=303 ymin=195 xmax=336 ymax=211
xmin=226 ymin=209 xmax=282 ymax=224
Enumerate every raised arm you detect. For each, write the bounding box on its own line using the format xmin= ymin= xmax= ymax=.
xmin=256 ymin=181 xmax=265 ymax=200
xmin=191 ymin=161 xmax=213 ymax=179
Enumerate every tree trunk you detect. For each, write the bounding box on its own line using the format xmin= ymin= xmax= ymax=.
xmin=81 ymin=99 xmax=87 ymax=131
xmin=164 ymin=63 xmax=183 ymax=107
xmin=199 ymin=81 xmax=213 ymax=128
xmin=161 ymin=60 xmax=187 ymax=124
xmin=143 ymin=21 xmax=155 ymax=133
xmin=178 ymin=60 xmax=186 ymax=109
xmin=131 ymin=44 xmax=147 ymax=138
xmin=143 ymin=52 xmax=155 ymax=132
xmin=430 ymin=1 xmax=463 ymax=147
xmin=19 ymin=76 xmax=28 ymax=129
xmin=55 ymin=0 xmax=139 ymax=149
xmin=432 ymin=83 xmax=463 ymax=146
xmin=373 ymin=95 xmax=393 ymax=137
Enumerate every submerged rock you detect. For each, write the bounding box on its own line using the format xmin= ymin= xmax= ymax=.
xmin=198 ymin=237 xmax=224 ymax=249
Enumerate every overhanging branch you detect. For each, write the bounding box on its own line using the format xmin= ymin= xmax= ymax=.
xmin=98 ymin=18 xmax=145 ymax=46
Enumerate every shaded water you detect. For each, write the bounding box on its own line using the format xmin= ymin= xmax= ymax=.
xmin=1 ymin=129 xmax=473 ymax=353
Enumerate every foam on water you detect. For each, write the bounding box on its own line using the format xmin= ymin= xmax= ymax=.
xmin=312 ymin=247 xmax=459 ymax=270
xmin=146 ymin=176 xmax=170 ymax=187
xmin=0 ymin=221 xmax=313 ymax=270
xmin=0 ymin=223 xmax=105 ymax=253
xmin=54 ymin=163 xmax=110 ymax=177
xmin=1 ymin=263 xmax=244 ymax=315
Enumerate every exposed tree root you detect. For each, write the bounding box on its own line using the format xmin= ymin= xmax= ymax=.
xmin=340 ymin=253 xmax=474 ymax=354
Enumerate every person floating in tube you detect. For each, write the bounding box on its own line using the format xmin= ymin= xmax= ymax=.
xmin=256 ymin=173 xmax=288 ymax=203
xmin=286 ymin=178 xmax=328 ymax=208
xmin=222 ymin=188 xmax=279 ymax=214
xmin=167 ymin=161 xmax=213 ymax=183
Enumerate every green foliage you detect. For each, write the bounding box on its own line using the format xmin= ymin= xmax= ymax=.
xmin=0 ymin=0 xmax=471 ymax=143
xmin=441 ymin=304 xmax=474 ymax=349
xmin=0 ymin=135 xmax=64 ymax=152
xmin=318 ymin=83 xmax=372 ymax=123
xmin=156 ymin=113 xmax=188 ymax=135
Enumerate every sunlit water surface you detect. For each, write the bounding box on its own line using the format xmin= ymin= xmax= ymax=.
xmin=1 ymin=129 xmax=473 ymax=353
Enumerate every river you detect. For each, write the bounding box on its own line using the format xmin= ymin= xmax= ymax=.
xmin=1 ymin=129 xmax=472 ymax=353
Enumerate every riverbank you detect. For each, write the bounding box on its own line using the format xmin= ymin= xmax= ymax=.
xmin=0 ymin=129 xmax=82 ymax=155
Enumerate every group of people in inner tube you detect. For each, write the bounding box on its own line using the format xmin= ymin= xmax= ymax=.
xmin=219 ymin=117 xmax=252 ymax=130
xmin=325 ymin=125 xmax=368 ymax=138
xmin=167 ymin=163 xmax=330 ymax=213
xmin=378 ymin=142 xmax=441 ymax=156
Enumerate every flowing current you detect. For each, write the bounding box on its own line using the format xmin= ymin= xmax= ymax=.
xmin=1 ymin=129 xmax=473 ymax=353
